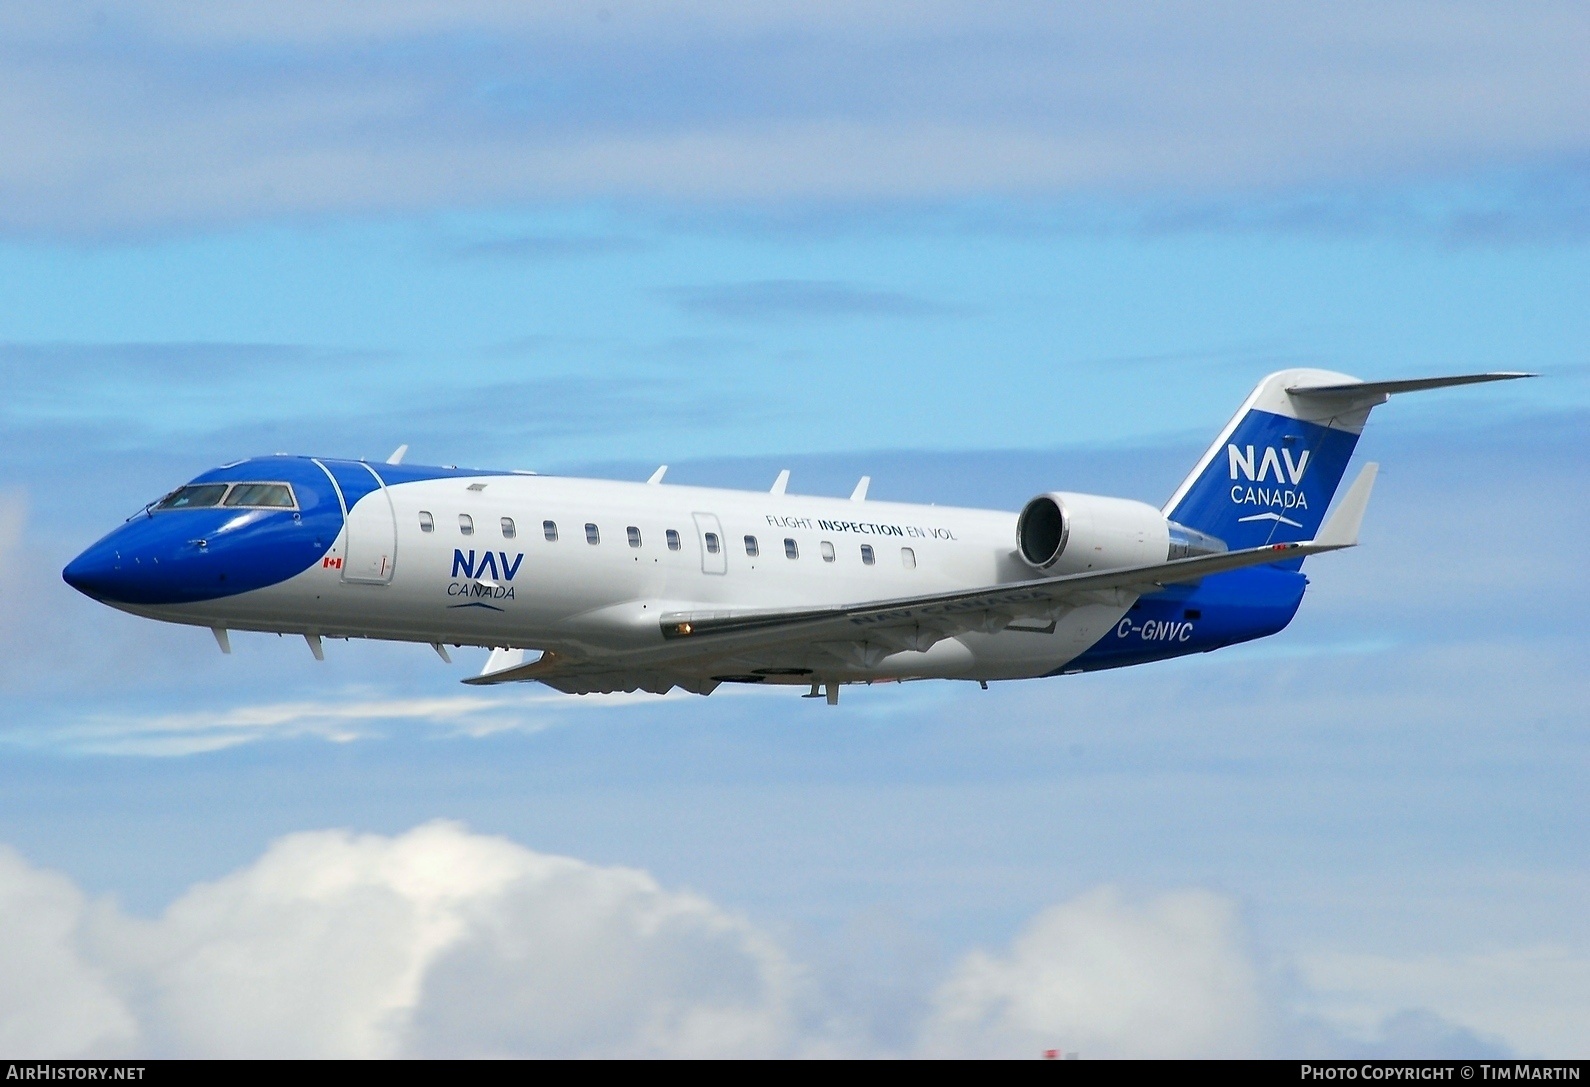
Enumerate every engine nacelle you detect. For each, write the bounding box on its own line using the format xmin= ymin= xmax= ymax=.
xmin=1015 ymin=492 xmax=1172 ymax=574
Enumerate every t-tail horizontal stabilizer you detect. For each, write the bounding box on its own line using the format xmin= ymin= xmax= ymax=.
xmin=1165 ymin=368 xmax=1530 ymax=552
xmin=1286 ymin=371 xmax=1534 ymax=404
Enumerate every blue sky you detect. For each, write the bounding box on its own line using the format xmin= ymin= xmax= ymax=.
xmin=0 ymin=2 xmax=1585 ymax=1058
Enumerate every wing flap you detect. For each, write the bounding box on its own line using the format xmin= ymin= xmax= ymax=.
xmin=659 ymin=534 xmax=1351 ymax=645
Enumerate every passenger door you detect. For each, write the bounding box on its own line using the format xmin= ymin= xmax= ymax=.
xmin=323 ymin=461 xmax=398 ymax=585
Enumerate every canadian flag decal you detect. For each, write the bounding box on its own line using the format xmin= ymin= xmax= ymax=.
xmin=322 ymin=556 xmax=343 ymax=569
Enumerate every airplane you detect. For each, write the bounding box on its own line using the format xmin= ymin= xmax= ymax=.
xmin=62 ymin=368 xmax=1528 ymax=704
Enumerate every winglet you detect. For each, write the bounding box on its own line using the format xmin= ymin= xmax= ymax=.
xmin=770 ymin=469 xmax=790 ymax=495
xmin=1313 ymin=462 xmax=1378 ymax=548
xmin=386 ymin=444 xmax=409 ymax=465
xmin=647 ymin=465 xmax=668 ymax=485
xmin=850 ymin=476 xmax=871 ymax=502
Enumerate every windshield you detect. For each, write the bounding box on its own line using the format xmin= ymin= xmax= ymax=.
xmin=154 ymin=484 xmax=230 ymax=510
xmin=152 ymin=481 xmax=297 ymax=512
xmin=223 ymin=483 xmax=295 ymax=508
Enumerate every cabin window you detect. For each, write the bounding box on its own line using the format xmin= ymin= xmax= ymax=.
xmin=744 ymin=535 xmax=759 ymax=557
xmin=585 ymin=523 xmax=600 ymax=545
xmin=418 ymin=511 xmax=435 ymax=533
xmin=705 ymin=532 xmax=721 ymax=554
xmin=222 ymin=482 xmax=296 ymax=508
xmin=459 ymin=514 xmax=475 ymax=536
xmin=666 ymin=529 xmax=681 ymax=551
xmin=501 ymin=517 xmax=516 ymax=539
xmin=820 ymin=541 xmax=836 ymax=562
xmin=860 ymin=544 xmax=875 ymax=566
xmin=154 ymin=484 xmax=230 ymax=510
xmin=784 ymin=538 xmax=799 ymax=559
xmin=543 ymin=520 xmax=558 ymax=542
xmin=627 ymin=526 xmax=642 ymax=548
xmin=901 ymin=547 xmax=916 ymax=569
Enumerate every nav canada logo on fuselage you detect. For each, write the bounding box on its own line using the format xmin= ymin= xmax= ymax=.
xmin=447 ymin=548 xmax=523 ymax=608
xmin=1228 ymin=443 xmax=1310 ymax=524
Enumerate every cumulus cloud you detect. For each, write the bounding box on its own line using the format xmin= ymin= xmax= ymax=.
xmin=63 ymin=822 xmax=797 ymax=1057
xmin=922 ymin=887 xmax=1270 ymax=1058
xmin=0 ymin=847 xmax=137 ymax=1056
xmin=0 ymin=823 xmax=1548 ymax=1058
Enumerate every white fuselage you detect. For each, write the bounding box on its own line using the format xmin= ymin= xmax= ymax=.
xmin=124 ymin=473 xmax=1156 ymax=683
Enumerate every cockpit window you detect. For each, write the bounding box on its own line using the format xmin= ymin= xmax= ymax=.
xmin=154 ymin=484 xmax=230 ymax=510
xmin=154 ymin=481 xmax=297 ymax=512
xmin=222 ymin=483 xmax=296 ymax=508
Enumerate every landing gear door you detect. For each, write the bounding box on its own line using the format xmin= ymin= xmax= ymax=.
xmin=693 ymin=512 xmax=727 ymax=575
xmin=328 ymin=461 xmax=398 ymax=585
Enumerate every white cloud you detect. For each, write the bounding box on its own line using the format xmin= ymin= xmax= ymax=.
xmin=4 ymin=686 xmax=700 ymax=756
xmin=0 ymin=823 xmax=1570 ymax=1057
xmin=921 ymin=887 xmax=1270 ymax=1058
xmin=0 ymin=2 xmax=1585 ymax=232
xmin=82 ymin=821 xmax=798 ymax=1057
xmin=0 ymin=847 xmax=137 ymax=1056
xmin=67 ymin=693 xmax=552 ymax=755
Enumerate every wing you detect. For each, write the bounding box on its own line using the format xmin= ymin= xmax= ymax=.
xmin=469 ymin=465 xmax=1377 ymax=694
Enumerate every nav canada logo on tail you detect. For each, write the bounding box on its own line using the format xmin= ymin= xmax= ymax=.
xmin=1228 ymin=443 xmax=1310 ymax=485
xmin=1228 ymin=442 xmax=1312 ymax=521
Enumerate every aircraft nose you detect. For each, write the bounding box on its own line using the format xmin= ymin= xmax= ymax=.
xmin=62 ymin=540 xmax=126 ymax=600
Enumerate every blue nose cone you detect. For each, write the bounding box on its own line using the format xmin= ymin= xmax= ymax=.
xmin=62 ymin=516 xmax=215 ymax=605
xmin=64 ymin=499 xmax=338 ymax=606
xmin=62 ymin=540 xmax=126 ymax=601
xmin=62 ymin=515 xmax=201 ymax=605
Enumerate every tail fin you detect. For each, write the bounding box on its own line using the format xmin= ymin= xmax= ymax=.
xmin=1163 ymin=368 xmax=1530 ymax=550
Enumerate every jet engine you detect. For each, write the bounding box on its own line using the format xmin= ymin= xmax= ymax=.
xmin=1015 ymin=492 xmax=1172 ymax=574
